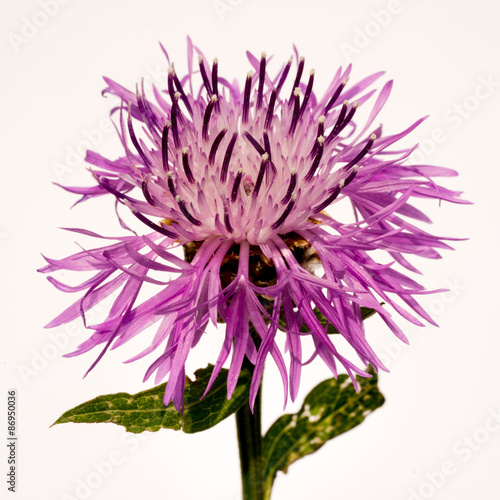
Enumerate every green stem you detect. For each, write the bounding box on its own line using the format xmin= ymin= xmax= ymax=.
xmin=236 ymin=380 xmax=264 ymax=500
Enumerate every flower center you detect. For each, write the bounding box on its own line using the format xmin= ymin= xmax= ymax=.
xmin=183 ymin=232 xmax=319 ymax=290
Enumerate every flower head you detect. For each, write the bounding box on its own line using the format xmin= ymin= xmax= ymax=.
xmin=40 ymin=39 xmax=467 ymax=411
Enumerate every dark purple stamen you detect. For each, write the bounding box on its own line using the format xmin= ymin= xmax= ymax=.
xmin=182 ymin=148 xmax=195 ymax=183
xmin=209 ymin=127 xmax=227 ymax=165
xmin=313 ymin=183 xmax=343 ymax=213
xmin=129 ymin=207 xmax=177 ymax=238
xmin=272 ymin=197 xmax=296 ymax=230
xmin=176 ymin=196 xmax=202 ymax=226
xmin=242 ymin=72 xmax=253 ymax=124
xmin=161 ymin=122 xmax=170 ymax=171
xmin=324 ymin=78 xmax=348 ymax=114
xmin=220 ymin=132 xmax=238 ymax=183
xmin=202 ymin=95 xmax=218 ymax=142
xmin=263 ymin=131 xmax=272 ymax=160
xmin=309 ymin=116 xmax=326 ymax=157
xmin=198 ymin=56 xmax=213 ymax=96
xmin=212 ymin=58 xmax=219 ymax=97
xmin=167 ymin=173 xmax=177 ymax=197
xmin=253 ymin=154 xmax=269 ymax=198
xmin=173 ymin=70 xmax=193 ymax=116
xmin=342 ymin=103 xmax=358 ymax=129
xmin=264 ymin=87 xmax=277 ymax=130
xmin=231 ymin=169 xmax=243 ymax=202
xmin=276 ymin=57 xmax=292 ymax=97
xmin=333 ymin=101 xmax=348 ymax=128
xmin=317 ymin=116 xmax=325 ymax=138
xmin=305 ymin=137 xmax=325 ymax=181
xmin=142 ymin=179 xmax=156 ymax=206
xmin=288 ymin=56 xmax=304 ymax=104
xmin=325 ymin=101 xmax=348 ymax=144
xmin=288 ymin=88 xmax=301 ymax=135
xmin=127 ymin=110 xmax=153 ymax=169
xmin=168 ymin=68 xmax=176 ymax=103
xmin=263 ymin=131 xmax=276 ymax=180
xmin=224 ymin=210 xmax=233 ymax=233
xmin=170 ymin=93 xmax=181 ymax=148
xmin=343 ymin=166 xmax=359 ymax=187
xmin=257 ymin=53 xmax=266 ymax=110
xmin=344 ymin=135 xmax=375 ymax=170
xmin=168 ymin=80 xmax=184 ymax=128
xmin=95 ymin=176 xmax=134 ymax=203
xmin=328 ymin=102 xmax=359 ymax=145
xmin=244 ymin=131 xmax=265 ymax=156
xmin=281 ymin=170 xmax=297 ymax=204
xmin=298 ymin=69 xmax=315 ymax=119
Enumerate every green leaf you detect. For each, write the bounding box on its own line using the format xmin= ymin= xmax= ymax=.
xmin=262 ymin=367 xmax=384 ymax=493
xmin=52 ymin=365 xmax=251 ymax=434
xmin=359 ymin=306 xmax=379 ymax=322
xmin=279 ymin=306 xmax=380 ymax=335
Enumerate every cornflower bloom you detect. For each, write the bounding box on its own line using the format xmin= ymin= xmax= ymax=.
xmin=40 ymin=40 xmax=466 ymax=411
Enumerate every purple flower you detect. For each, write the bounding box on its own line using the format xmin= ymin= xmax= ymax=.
xmin=40 ymin=39 xmax=467 ymax=411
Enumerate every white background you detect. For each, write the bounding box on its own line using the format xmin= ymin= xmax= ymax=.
xmin=2 ymin=0 xmax=500 ymax=499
